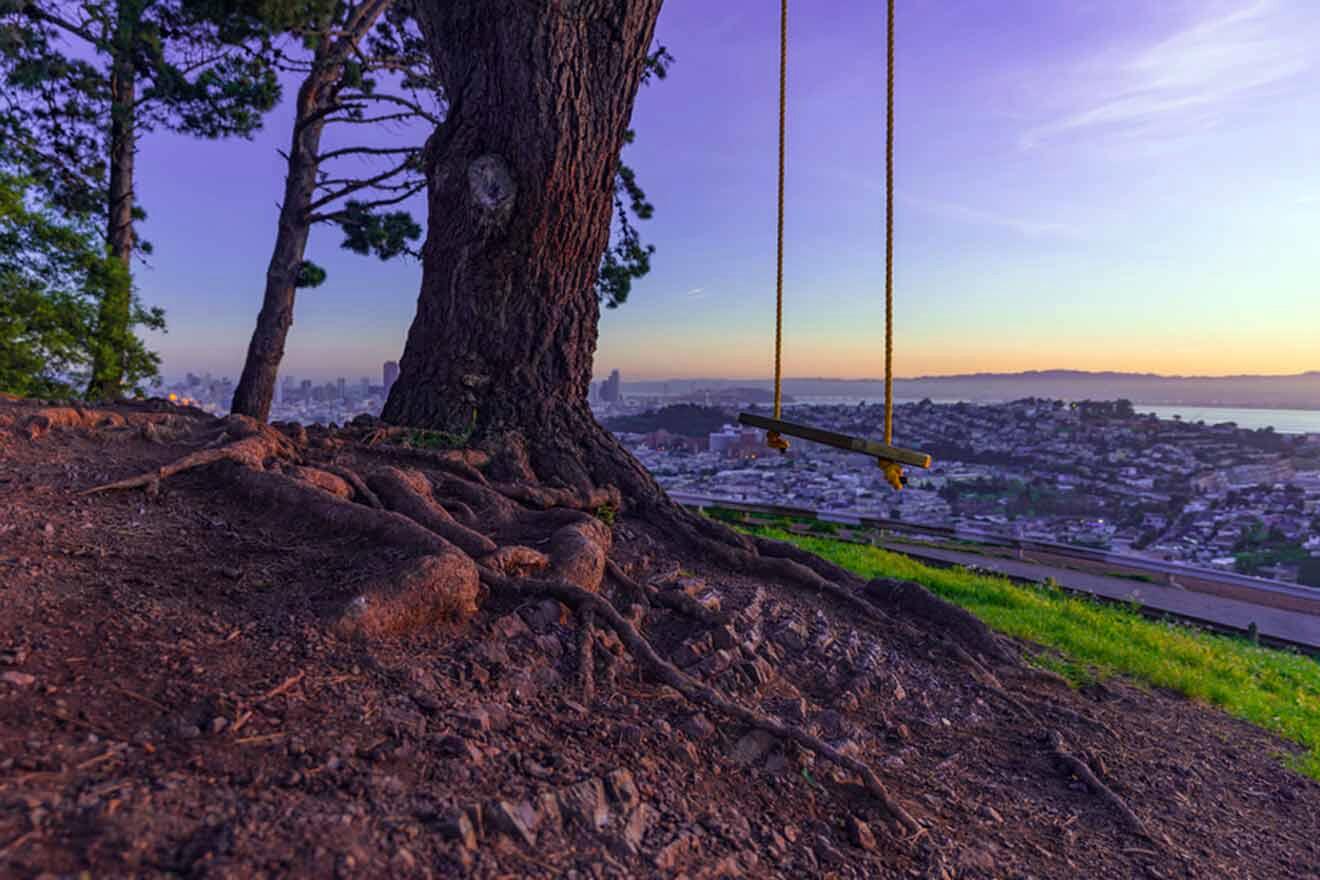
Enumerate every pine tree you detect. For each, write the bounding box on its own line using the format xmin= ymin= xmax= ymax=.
xmin=0 ymin=0 xmax=290 ymax=398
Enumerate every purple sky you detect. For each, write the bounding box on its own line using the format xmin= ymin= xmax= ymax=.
xmin=132 ymin=0 xmax=1320 ymax=383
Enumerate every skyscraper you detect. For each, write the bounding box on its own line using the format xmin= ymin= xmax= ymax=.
xmin=383 ymin=360 xmax=400 ymax=395
xmin=601 ymin=369 xmax=622 ymax=403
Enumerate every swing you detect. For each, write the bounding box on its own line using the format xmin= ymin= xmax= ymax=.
xmin=739 ymin=0 xmax=931 ymax=491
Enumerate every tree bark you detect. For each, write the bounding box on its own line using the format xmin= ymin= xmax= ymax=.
xmin=230 ymin=64 xmax=334 ymax=420
xmin=384 ymin=0 xmax=664 ymax=500
xmin=87 ymin=3 xmax=137 ymax=400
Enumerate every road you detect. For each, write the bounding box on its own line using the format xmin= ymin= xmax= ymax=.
xmin=880 ymin=540 xmax=1320 ymax=650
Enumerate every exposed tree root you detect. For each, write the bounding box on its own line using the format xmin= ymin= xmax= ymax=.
xmin=1045 ymin=729 xmax=1152 ymax=841
xmin=430 ymin=472 xmax=522 ymax=526
xmin=225 ymin=465 xmax=456 ymax=558
xmin=604 ymin=559 xmax=729 ymax=627
xmin=493 ymin=481 xmax=621 ymax=513
xmin=866 ymin=578 xmax=1015 ymax=666
xmin=752 ymin=534 xmax=867 ymax=589
xmin=354 ymin=442 xmax=491 ymax=484
xmin=484 ymin=545 xmax=550 ymax=578
xmin=319 ymin=464 xmax=384 ymax=509
xmin=286 ymin=466 xmax=354 ymax=500
xmin=366 ymin=467 xmax=498 ymax=557
xmin=82 ymin=420 xmax=294 ymax=496
xmin=479 ymin=568 xmax=922 ymax=834
xmin=335 ymin=552 xmax=480 ymax=638
xmin=547 ymin=517 xmax=612 ymax=592
xmin=577 ymin=608 xmax=597 ymax=704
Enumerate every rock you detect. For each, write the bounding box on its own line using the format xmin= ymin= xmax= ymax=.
xmin=483 ymin=703 xmax=510 ymax=731
xmin=209 ymin=716 xmax=229 ymax=735
xmin=712 ymin=624 xmax=739 ymax=650
xmin=492 ymin=613 xmax=531 ymax=640
xmin=729 ymin=730 xmax=776 ymax=766
xmin=813 ymin=834 xmax=846 ymax=866
xmin=846 ymin=816 xmax=876 ymax=851
xmin=537 ymin=792 xmax=563 ymax=833
xmin=619 ymin=723 xmax=643 ymax=746
xmin=693 ymin=649 xmax=736 ymax=678
xmin=680 ymin=713 xmax=715 ymax=741
xmin=670 ymin=740 xmax=700 ymax=764
xmin=1 ymin=671 xmax=36 ymax=687
xmin=670 ymin=641 xmax=707 ymax=669
xmin=486 ymin=799 xmax=537 ymax=846
xmin=520 ymin=598 xmax=567 ymax=633
xmin=659 ymin=575 xmax=705 ymax=596
xmin=623 ymin=803 xmax=657 ymax=850
xmin=979 ymin=804 xmax=1004 ymax=824
xmin=557 ymin=777 xmax=610 ymax=831
xmin=436 ymin=810 xmax=476 ymax=850
xmin=534 ymin=634 xmax=564 ymax=660
xmin=454 ymin=709 xmax=491 ymax=734
xmin=772 ymin=620 xmax=808 ymax=652
xmin=605 ymin=768 xmax=640 ymax=811
xmin=435 ymin=734 xmax=482 ymax=764
xmin=740 ymin=658 xmax=774 ymax=688
xmin=476 ymin=641 xmax=509 ymax=668
xmin=654 ymin=831 xmax=700 ymax=871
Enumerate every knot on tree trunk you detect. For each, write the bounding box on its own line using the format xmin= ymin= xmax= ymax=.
xmin=468 ymin=154 xmax=517 ymax=227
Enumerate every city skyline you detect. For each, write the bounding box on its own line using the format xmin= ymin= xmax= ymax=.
xmin=129 ymin=1 xmax=1320 ymax=381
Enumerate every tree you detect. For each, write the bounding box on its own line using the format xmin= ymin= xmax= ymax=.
xmin=0 ymin=170 xmax=162 ymax=397
xmin=0 ymin=0 xmax=286 ymax=398
xmin=381 ymin=0 xmax=670 ymax=499
xmin=229 ymin=4 xmax=669 ymax=421
xmin=229 ymin=0 xmax=434 ymax=421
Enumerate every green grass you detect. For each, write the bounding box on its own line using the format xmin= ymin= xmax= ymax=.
xmin=748 ymin=526 xmax=1320 ymax=779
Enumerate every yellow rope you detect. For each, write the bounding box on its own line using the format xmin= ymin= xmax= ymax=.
xmin=878 ymin=0 xmax=905 ymax=490
xmin=767 ymin=0 xmax=789 ymax=453
xmin=883 ymin=0 xmax=895 ymax=447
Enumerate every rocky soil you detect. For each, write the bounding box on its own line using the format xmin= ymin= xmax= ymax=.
xmin=1 ymin=397 xmax=1318 ymax=879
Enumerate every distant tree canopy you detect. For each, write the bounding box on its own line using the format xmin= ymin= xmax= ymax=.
xmin=602 ymin=404 xmax=731 ymax=437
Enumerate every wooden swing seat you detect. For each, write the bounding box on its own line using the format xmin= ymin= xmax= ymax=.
xmin=737 ymin=412 xmax=931 ymax=469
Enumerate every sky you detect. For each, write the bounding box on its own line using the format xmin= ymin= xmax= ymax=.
xmin=131 ymin=0 xmax=1320 ymax=383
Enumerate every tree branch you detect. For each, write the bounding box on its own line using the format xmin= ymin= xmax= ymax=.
xmin=22 ymin=5 xmax=100 ymax=46
xmin=317 ymin=144 xmax=416 ymax=163
xmin=307 ymin=181 xmax=425 ymax=224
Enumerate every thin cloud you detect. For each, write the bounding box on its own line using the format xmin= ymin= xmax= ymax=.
xmin=1021 ymin=0 xmax=1312 ymax=150
xmin=686 ymin=287 xmax=706 ymax=297
xmin=902 ymin=196 xmax=1077 ymax=240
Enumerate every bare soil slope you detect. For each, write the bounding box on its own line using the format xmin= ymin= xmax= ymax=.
xmin=1 ymin=398 xmax=1317 ymax=879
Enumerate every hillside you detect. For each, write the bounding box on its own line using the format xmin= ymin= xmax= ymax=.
xmin=2 ymin=397 xmax=1319 ymax=878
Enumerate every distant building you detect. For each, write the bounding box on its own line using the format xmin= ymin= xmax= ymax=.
xmin=600 ymin=369 xmax=622 ymax=403
xmin=336 ymin=377 xmax=347 ymax=400
xmin=383 ymin=360 xmax=400 ymax=395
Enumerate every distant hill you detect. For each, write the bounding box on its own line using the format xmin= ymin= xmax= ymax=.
xmin=601 ymin=404 xmax=732 ymax=436
xmin=620 ymin=371 xmax=1320 ymax=410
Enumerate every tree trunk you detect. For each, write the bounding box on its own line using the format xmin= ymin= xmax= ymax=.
xmin=230 ymin=68 xmax=334 ymax=421
xmin=86 ymin=5 xmax=137 ymax=400
xmin=384 ymin=0 xmax=665 ymax=501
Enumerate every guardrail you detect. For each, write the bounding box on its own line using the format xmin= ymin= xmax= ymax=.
xmin=669 ymin=491 xmax=1319 ymax=603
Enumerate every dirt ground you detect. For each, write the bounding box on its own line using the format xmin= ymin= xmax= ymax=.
xmin=1 ymin=398 xmax=1318 ymax=879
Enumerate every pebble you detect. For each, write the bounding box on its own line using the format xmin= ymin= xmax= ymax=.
xmin=1 ymin=671 xmax=36 ymax=687
xmin=680 ymin=713 xmax=716 ymax=740
xmin=846 ymin=815 xmax=876 ymax=851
